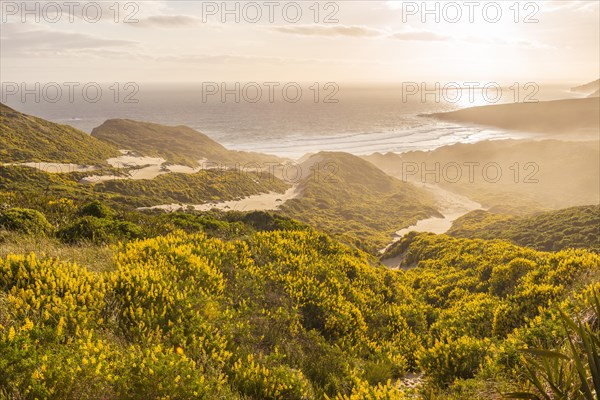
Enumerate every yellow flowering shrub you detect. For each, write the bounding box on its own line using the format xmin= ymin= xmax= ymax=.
xmin=0 ymin=227 xmax=597 ymax=399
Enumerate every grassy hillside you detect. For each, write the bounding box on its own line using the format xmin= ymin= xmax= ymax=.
xmin=0 ymin=103 xmax=119 ymax=164
xmin=364 ymin=139 xmax=600 ymax=210
xmin=430 ymin=98 xmax=599 ymax=134
xmin=447 ymin=205 xmax=600 ymax=252
xmin=94 ymin=170 xmax=289 ymax=208
xmin=91 ymin=119 xmax=283 ymax=167
xmin=0 ymin=166 xmax=288 ymax=212
xmin=0 ymin=165 xmax=288 ymax=210
xmin=280 ymin=152 xmax=440 ymax=252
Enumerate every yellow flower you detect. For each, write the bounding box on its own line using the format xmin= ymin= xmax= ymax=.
xmin=175 ymin=347 xmax=184 ymax=355
xmin=7 ymin=327 xmax=15 ymax=342
xmin=23 ymin=318 xmax=34 ymax=332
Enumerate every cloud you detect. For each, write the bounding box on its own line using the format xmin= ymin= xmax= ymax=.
xmin=133 ymin=15 xmax=200 ymax=28
xmin=460 ymin=34 xmax=553 ymax=49
xmin=269 ymin=24 xmax=456 ymax=42
xmin=155 ymin=53 xmax=290 ymax=65
xmin=389 ymin=31 xmax=451 ymax=42
xmin=540 ymin=0 xmax=599 ymax=12
xmin=269 ymin=25 xmax=382 ymax=37
xmin=1 ymin=23 xmax=136 ymax=57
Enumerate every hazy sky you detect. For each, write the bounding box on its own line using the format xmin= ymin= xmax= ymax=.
xmin=1 ymin=0 xmax=598 ymax=84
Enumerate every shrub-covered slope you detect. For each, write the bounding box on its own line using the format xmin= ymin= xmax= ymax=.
xmin=0 ymin=103 xmax=119 ymax=164
xmin=447 ymin=205 xmax=600 ymax=252
xmin=1 ymin=217 xmax=598 ymax=399
xmin=0 ymin=165 xmax=288 ymax=210
xmin=280 ymin=152 xmax=440 ymax=251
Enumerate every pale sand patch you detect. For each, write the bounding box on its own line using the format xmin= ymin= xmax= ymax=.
xmin=139 ymin=185 xmax=301 ymax=213
xmin=381 ymin=183 xmax=482 ymax=265
xmin=80 ymin=151 xmax=207 ymax=183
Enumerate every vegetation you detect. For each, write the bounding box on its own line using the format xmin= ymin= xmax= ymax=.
xmin=1 ymin=106 xmax=599 ymax=399
xmin=94 ymin=170 xmax=289 ymax=208
xmin=385 ymin=232 xmax=599 ymax=395
xmin=0 ymin=208 xmax=53 ymax=236
xmin=280 ymin=152 xmax=440 ymax=252
xmin=0 ymin=195 xmax=598 ymax=398
xmin=0 ymin=227 xmax=418 ymax=399
xmin=447 ymin=205 xmax=600 ymax=252
xmin=91 ymin=119 xmax=283 ymax=167
xmin=505 ymin=289 xmax=599 ymax=400
xmin=0 ymin=165 xmax=289 ymax=210
xmin=0 ymin=103 xmax=119 ymax=164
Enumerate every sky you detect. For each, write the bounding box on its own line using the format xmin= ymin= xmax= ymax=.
xmin=0 ymin=0 xmax=599 ymax=84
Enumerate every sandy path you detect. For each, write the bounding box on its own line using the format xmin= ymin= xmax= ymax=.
xmin=381 ymin=183 xmax=482 ymax=266
xmin=394 ymin=182 xmax=481 ymax=236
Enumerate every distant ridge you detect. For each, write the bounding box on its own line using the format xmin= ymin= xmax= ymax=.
xmin=91 ymin=119 xmax=283 ymax=167
xmin=0 ymin=103 xmax=119 ymax=164
xmin=571 ymin=78 xmax=600 ymax=95
xmin=431 ymin=97 xmax=599 ymax=134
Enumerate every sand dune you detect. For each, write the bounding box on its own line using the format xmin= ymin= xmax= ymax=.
xmin=139 ymin=185 xmax=301 ymax=212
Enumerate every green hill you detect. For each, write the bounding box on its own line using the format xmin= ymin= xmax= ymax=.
xmin=447 ymin=205 xmax=600 ymax=252
xmin=0 ymin=103 xmax=119 ymax=164
xmin=280 ymin=152 xmax=440 ymax=251
xmin=91 ymin=119 xmax=283 ymax=167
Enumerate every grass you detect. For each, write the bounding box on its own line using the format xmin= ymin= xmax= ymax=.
xmin=0 ymin=230 xmax=115 ymax=273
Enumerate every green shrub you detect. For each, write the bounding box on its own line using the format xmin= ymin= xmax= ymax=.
xmin=0 ymin=208 xmax=53 ymax=235
xmin=57 ymin=216 xmax=143 ymax=244
xmin=78 ymin=200 xmax=115 ymax=219
xmin=418 ymin=336 xmax=491 ymax=387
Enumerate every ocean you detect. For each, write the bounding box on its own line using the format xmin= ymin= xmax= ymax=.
xmin=1 ymin=83 xmax=581 ymax=159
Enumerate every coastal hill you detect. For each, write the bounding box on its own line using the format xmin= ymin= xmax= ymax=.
xmin=91 ymin=119 xmax=283 ymax=167
xmin=0 ymin=103 xmax=119 ymax=164
xmin=364 ymin=139 xmax=599 ymax=211
xmin=447 ymin=204 xmax=600 ymax=252
xmin=430 ymin=97 xmax=599 ymax=134
xmin=280 ymin=151 xmax=441 ymax=251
